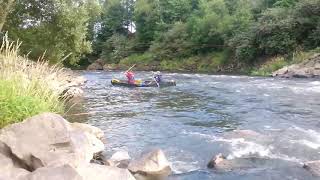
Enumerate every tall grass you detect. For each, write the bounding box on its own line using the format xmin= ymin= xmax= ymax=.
xmin=0 ymin=34 xmax=66 ymax=128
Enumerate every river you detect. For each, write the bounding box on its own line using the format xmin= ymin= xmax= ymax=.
xmin=78 ymin=71 xmax=320 ymax=180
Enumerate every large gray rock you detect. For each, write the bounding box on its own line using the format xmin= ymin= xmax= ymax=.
xmin=107 ymin=151 xmax=131 ymax=168
xmin=71 ymin=123 xmax=104 ymax=140
xmin=26 ymin=163 xmax=136 ymax=180
xmin=0 ymin=153 xmax=30 ymax=180
xmin=68 ymin=130 xmax=105 ymax=164
xmin=26 ymin=164 xmax=82 ymax=180
xmin=0 ymin=113 xmax=104 ymax=170
xmin=103 ymin=64 xmax=119 ymax=71
xmin=77 ymin=163 xmax=136 ymax=180
xmin=87 ymin=59 xmax=105 ymax=71
xmin=128 ymin=149 xmax=171 ymax=177
xmin=87 ymin=63 xmax=103 ymax=70
xmin=303 ymin=160 xmax=320 ymax=177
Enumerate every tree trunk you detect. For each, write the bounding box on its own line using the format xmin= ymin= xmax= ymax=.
xmin=0 ymin=0 xmax=15 ymax=32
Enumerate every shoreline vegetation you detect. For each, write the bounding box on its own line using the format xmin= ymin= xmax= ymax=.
xmin=88 ymin=47 xmax=320 ymax=78
xmin=84 ymin=0 xmax=320 ymax=78
xmin=0 ymin=34 xmax=85 ymax=128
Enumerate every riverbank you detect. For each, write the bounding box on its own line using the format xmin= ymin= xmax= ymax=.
xmin=0 ymin=35 xmax=85 ymax=128
xmin=88 ymin=49 xmax=320 ymax=78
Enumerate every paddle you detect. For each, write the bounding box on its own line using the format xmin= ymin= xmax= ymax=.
xmin=125 ymin=64 xmax=136 ymax=73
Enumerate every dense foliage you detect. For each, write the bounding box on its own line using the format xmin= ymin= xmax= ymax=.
xmin=93 ymin=0 xmax=320 ymax=72
xmin=1 ymin=0 xmax=319 ymax=71
xmin=1 ymin=0 xmax=101 ymax=66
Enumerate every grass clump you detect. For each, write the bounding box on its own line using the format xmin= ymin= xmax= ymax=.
xmin=0 ymin=34 xmax=65 ymax=128
xmin=251 ymin=48 xmax=320 ymax=76
xmin=251 ymin=56 xmax=289 ymax=76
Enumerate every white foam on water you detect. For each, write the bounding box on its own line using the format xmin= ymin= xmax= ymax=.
xmin=226 ymin=139 xmax=302 ymax=163
xmin=289 ymin=126 xmax=320 ymax=149
xmin=310 ymin=81 xmax=320 ymax=85
xmin=171 ymin=160 xmax=200 ymax=174
xmin=181 ymin=130 xmax=302 ymax=163
xmin=292 ymin=126 xmax=320 ymax=140
xmin=226 ymin=138 xmax=273 ymax=159
xmin=289 ymin=86 xmax=320 ymax=94
xmin=291 ymin=140 xmax=320 ymax=149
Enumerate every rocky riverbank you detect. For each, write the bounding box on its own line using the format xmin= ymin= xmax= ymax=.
xmin=273 ymin=54 xmax=320 ymax=78
xmin=55 ymin=69 xmax=86 ymax=100
xmin=0 ymin=113 xmax=172 ymax=180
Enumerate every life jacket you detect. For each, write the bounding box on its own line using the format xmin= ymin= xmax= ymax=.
xmin=125 ymin=71 xmax=135 ymax=84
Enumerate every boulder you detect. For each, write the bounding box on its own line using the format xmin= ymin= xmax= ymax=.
xmin=95 ymin=59 xmax=105 ymax=66
xmin=76 ymin=163 xmax=136 ymax=180
xmin=87 ymin=63 xmax=103 ymax=71
xmin=26 ymin=164 xmax=82 ymax=180
xmin=103 ymin=64 xmax=119 ymax=71
xmin=128 ymin=149 xmax=171 ymax=177
xmin=0 ymin=153 xmax=30 ymax=180
xmin=87 ymin=59 xmax=105 ymax=71
xmin=303 ymin=160 xmax=320 ymax=176
xmin=90 ymin=151 xmax=108 ymax=165
xmin=0 ymin=113 xmax=104 ymax=170
xmin=26 ymin=163 xmax=136 ymax=180
xmin=107 ymin=151 xmax=131 ymax=168
xmin=69 ymin=130 xmax=105 ymax=163
xmin=71 ymin=123 xmax=104 ymax=140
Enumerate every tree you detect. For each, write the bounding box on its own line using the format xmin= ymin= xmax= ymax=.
xmin=0 ymin=0 xmax=16 ymax=32
xmin=4 ymin=0 xmax=99 ymax=66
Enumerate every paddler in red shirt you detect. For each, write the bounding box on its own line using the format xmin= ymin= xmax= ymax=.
xmin=125 ymin=71 xmax=135 ymax=84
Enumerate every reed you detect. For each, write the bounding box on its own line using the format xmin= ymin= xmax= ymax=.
xmin=0 ymin=33 xmax=66 ymax=128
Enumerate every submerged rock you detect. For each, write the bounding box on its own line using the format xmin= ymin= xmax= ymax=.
xmin=128 ymin=149 xmax=171 ymax=178
xmin=207 ymin=153 xmax=226 ymax=169
xmin=207 ymin=153 xmax=298 ymax=172
xmin=207 ymin=154 xmax=260 ymax=171
xmin=303 ymin=160 xmax=320 ymax=176
xmin=0 ymin=113 xmax=104 ymax=170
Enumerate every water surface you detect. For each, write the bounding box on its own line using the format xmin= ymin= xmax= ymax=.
xmin=79 ymin=71 xmax=320 ymax=179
